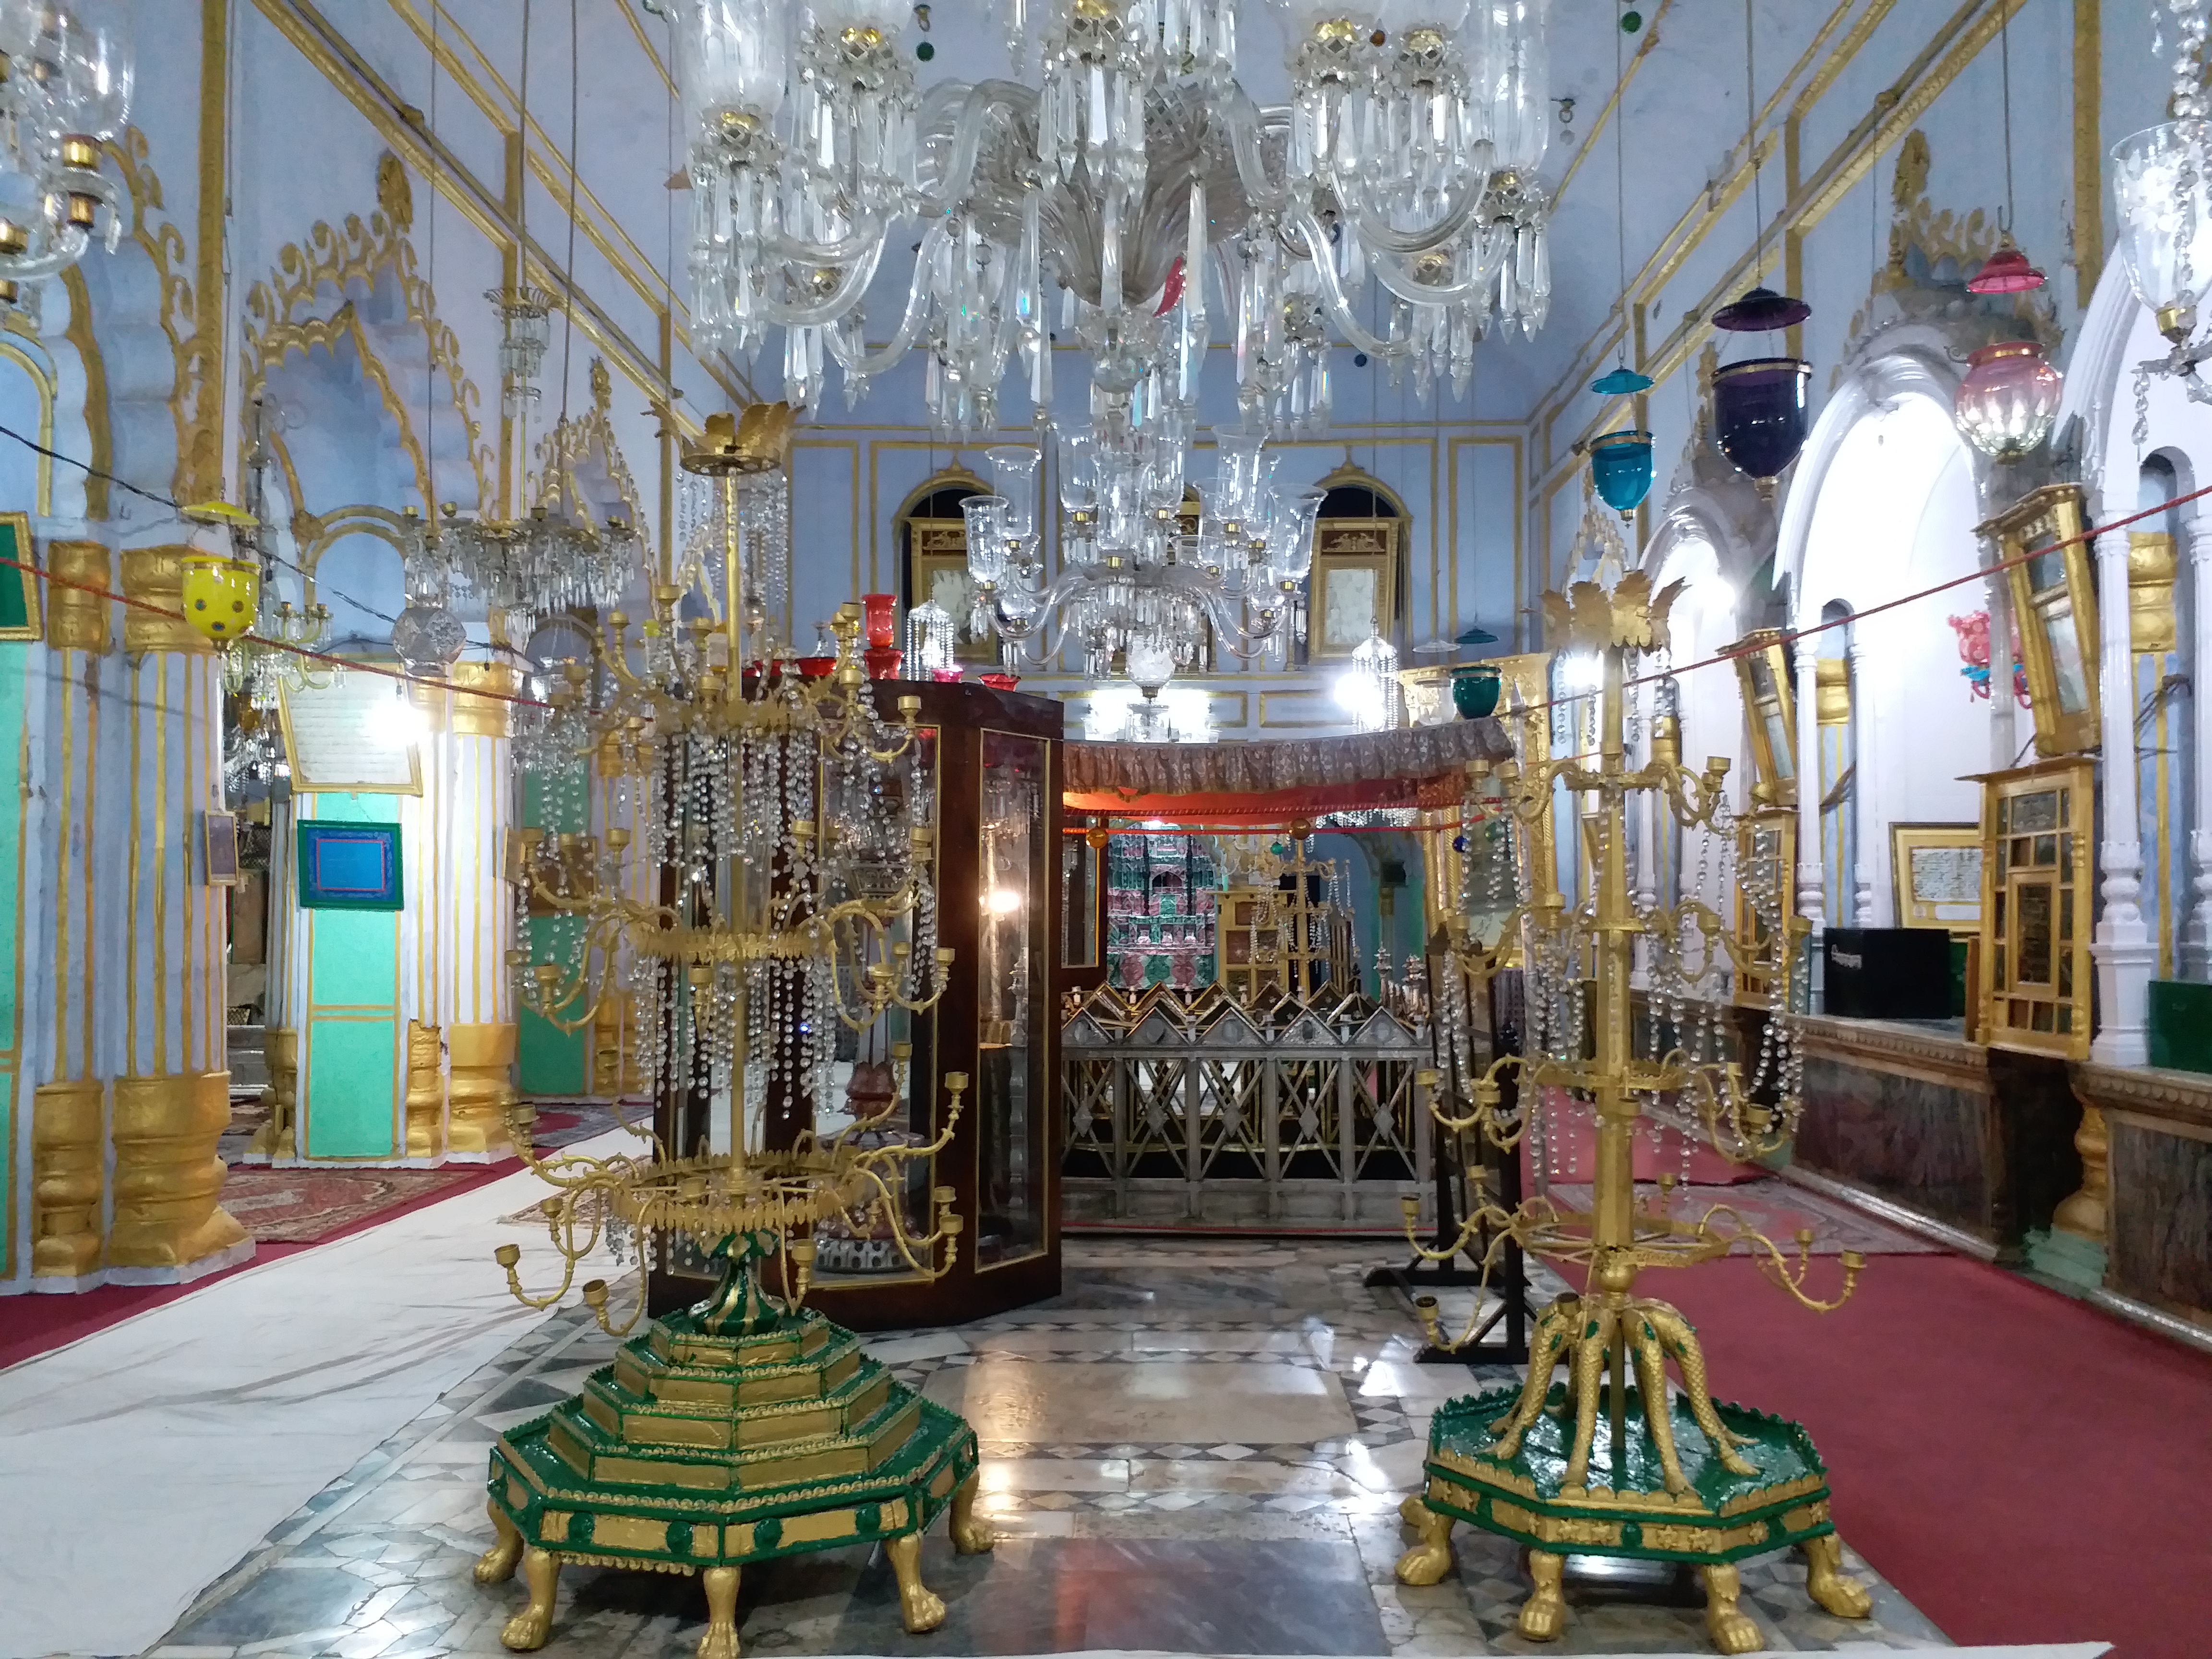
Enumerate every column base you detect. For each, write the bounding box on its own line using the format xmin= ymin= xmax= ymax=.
xmin=105 ymin=1071 xmax=252 ymax=1274
xmin=448 ymin=1022 xmax=521 ymax=1159
xmin=105 ymin=1237 xmax=257 ymax=1287
xmin=32 ymin=1080 xmax=105 ymax=1281
xmin=2026 ymin=1226 xmax=2109 ymax=1291
xmin=406 ymin=1020 xmax=448 ymax=1164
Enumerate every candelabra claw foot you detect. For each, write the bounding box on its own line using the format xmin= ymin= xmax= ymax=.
xmin=1392 ymin=1500 xmax=1455 ymax=1586
xmin=499 ymin=1548 xmax=561 ymax=1651
xmin=473 ymin=1500 xmax=522 ymax=1585
xmin=949 ymin=1471 xmax=995 ymax=1554
xmin=1516 ymin=1550 xmax=1568 ymax=1641
xmin=1397 ymin=1493 xmax=1428 ymax=1527
xmin=698 ymin=1565 xmax=742 ymax=1659
xmin=1801 ymin=1533 xmax=1872 ymax=1618
xmin=1699 ymin=1563 xmax=1762 ymax=1656
xmin=886 ymin=1534 xmax=947 ymax=1632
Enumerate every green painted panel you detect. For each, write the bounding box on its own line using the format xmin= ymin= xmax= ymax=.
xmin=519 ymin=915 xmax=589 ymax=1094
xmin=0 ymin=520 xmax=29 ymax=632
xmin=302 ymin=1018 xmax=399 ymax=1159
xmin=312 ymin=906 xmax=399 ymax=1006
xmin=518 ymin=768 xmax=590 ymax=1096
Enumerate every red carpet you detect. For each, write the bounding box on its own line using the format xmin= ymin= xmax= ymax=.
xmin=0 ymin=1155 xmax=517 ymax=1372
xmin=1663 ymin=1253 xmax=2212 ymax=1658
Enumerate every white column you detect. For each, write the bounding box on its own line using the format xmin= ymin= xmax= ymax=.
xmin=441 ymin=663 xmax=518 ymax=1159
xmin=1848 ymin=639 xmax=1877 ymax=924
xmin=2091 ymin=529 xmax=2155 ymax=1065
xmin=1986 ymin=562 xmax=2019 ymax=770
xmin=1792 ymin=633 xmax=1825 ymax=941
xmin=2182 ymin=506 xmax=2212 ymax=980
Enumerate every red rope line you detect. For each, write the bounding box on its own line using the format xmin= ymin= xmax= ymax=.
xmin=0 ymin=553 xmax=553 ymax=707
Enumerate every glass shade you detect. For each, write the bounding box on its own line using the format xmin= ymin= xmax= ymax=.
xmin=1954 ymin=340 xmax=2062 ymax=462
xmin=962 ymin=495 xmax=1009 ymax=582
xmin=1713 ymin=357 xmax=1812 ymax=482
xmin=985 ymin=445 xmax=1040 ymax=538
xmin=2111 ymin=122 xmax=2212 ymax=328
xmin=36 ymin=1 xmax=133 ymax=140
xmin=672 ymin=0 xmax=787 ymax=133
xmin=1472 ymin=0 xmax=1549 ymax=175
xmin=1588 ymin=429 xmax=1654 ymax=517
xmin=1451 ymin=663 xmax=1502 ymax=719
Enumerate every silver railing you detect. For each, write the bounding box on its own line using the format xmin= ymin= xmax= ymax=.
xmin=1061 ymin=986 xmax=1435 ymax=1228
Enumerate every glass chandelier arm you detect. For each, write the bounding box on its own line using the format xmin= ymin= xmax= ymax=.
xmin=1288 ymin=210 xmax=1406 ymax=358
xmin=1215 ymin=89 xmax=1291 ymax=215
xmin=914 ymin=78 xmax=1043 ymax=212
xmin=759 ymin=213 xmax=889 ymax=269
xmin=1361 ymin=229 xmax=1511 ymax=307
xmin=824 ymin=221 xmax=950 ymax=376
xmin=1327 ymin=161 xmax=1493 ymax=257
xmin=745 ymin=236 xmax=887 ymax=326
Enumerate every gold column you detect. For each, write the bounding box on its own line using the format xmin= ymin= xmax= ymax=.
xmin=251 ymin=1026 xmax=298 ymax=1160
xmin=406 ymin=1018 xmax=446 ymax=1160
xmin=592 ymin=991 xmax=643 ymax=1097
xmin=31 ymin=1080 xmax=104 ymax=1277
xmin=47 ymin=541 xmax=111 ymax=653
xmin=448 ymin=662 xmax=519 ymax=1156
xmin=105 ymin=1071 xmax=246 ymax=1271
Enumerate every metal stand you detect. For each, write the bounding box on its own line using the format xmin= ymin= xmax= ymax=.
xmin=1367 ymin=969 xmax=1534 ymax=1364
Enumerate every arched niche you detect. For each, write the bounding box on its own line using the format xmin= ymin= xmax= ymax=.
xmin=240 ymin=153 xmax=493 ymax=628
xmin=896 ymin=464 xmax=989 ymax=662
xmin=1791 ymin=393 xmax=1984 ymax=925
xmin=1307 ymin=459 xmax=1407 ymax=661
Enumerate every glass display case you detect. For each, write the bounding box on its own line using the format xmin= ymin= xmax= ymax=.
xmin=650 ymin=679 xmax=1064 ymax=1326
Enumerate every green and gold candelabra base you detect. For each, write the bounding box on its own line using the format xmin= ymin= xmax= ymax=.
xmin=1396 ymin=1290 xmax=1869 ymax=1655
xmin=475 ymin=1241 xmax=989 ymax=1658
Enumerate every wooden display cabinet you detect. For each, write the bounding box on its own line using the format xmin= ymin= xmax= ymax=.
xmin=1971 ymin=758 xmax=2095 ymax=1059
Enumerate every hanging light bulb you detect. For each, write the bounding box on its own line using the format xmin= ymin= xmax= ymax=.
xmin=1954 ymin=340 xmax=2063 ymax=461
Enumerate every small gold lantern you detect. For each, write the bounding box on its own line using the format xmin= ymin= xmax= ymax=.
xmin=1728 ymin=628 xmax=1797 ymax=807
xmin=1977 ymin=483 xmax=2099 ymax=758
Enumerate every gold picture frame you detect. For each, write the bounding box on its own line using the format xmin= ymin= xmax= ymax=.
xmin=1310 ymin=525 xmax=1399 ymax=660
xmin=1978 ymin=483 xmax=2099 ymax=759
xmin=0 ymin=511 xmax=41 ymax=640
xmin=1889 ymin=821 xmax=1982 ymax=933
xmin=1728 ymin=628 xmax=1797 ymax=808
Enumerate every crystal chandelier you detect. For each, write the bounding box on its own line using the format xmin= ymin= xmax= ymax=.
xmin=0 ymin=2 xmax=132 ymax=312
xmin=2112 ymin=2 xmax=2212 ymax=428
xmin=670 ymin=0 xmax=1552 ymax=450
xmin=674 ymin=403 xmax=796 ymax=661
xmin=963 ymin=424 xmax=1321 ymax=686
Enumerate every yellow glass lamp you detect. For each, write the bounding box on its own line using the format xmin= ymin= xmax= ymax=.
xmin=180 ymin=502 xmax=262 ymax=643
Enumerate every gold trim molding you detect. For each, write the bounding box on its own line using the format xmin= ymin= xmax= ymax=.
xmin=120 ymin=545 xmax=213 ymax=654
xmin=47 ymin=541 xmax=111 ymax=653
xmin=32 ymin=1079 xmax=104 ymax=1277
xmin=106 ymin=1070 xmax=247 ymax=1271
xmin=452 ymin=661 xmax=520 ymax=738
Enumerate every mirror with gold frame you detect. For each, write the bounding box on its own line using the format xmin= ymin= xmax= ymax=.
xmin=1977 ymin=483 xmax=2099 ymax=759
xmin=1728 ymin=629 xmax=1797 ymax=808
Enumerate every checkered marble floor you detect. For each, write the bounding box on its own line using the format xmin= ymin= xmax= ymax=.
xmin=146 ymin=1239 xmax=1949 ymax=1658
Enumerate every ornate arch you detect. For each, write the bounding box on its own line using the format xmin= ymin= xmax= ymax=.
xmin=240 ymin=151 xmax=494 ymax=518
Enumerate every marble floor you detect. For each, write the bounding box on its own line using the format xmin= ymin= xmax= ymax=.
xmin=141 ymin=1238 xmax=1969 ymax=1659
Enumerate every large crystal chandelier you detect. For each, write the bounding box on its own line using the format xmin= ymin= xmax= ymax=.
xmin=671 ymin=0 xmax=1551 ymax=444
xmin=0 ymin=1 xmax=132 ymax=311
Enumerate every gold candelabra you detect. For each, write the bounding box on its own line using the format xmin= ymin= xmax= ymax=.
xmin=1394 ymin=574 xmax=1870 ymax=1654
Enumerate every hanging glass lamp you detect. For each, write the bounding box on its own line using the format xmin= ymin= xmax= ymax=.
xmin=1589 ymin=430 xmax=1655 ymax=518
xmin=1954 ymin=340 xmax=2063 ymax=461
xmin=1709 ymin=285 xmax=1814 ymax=489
